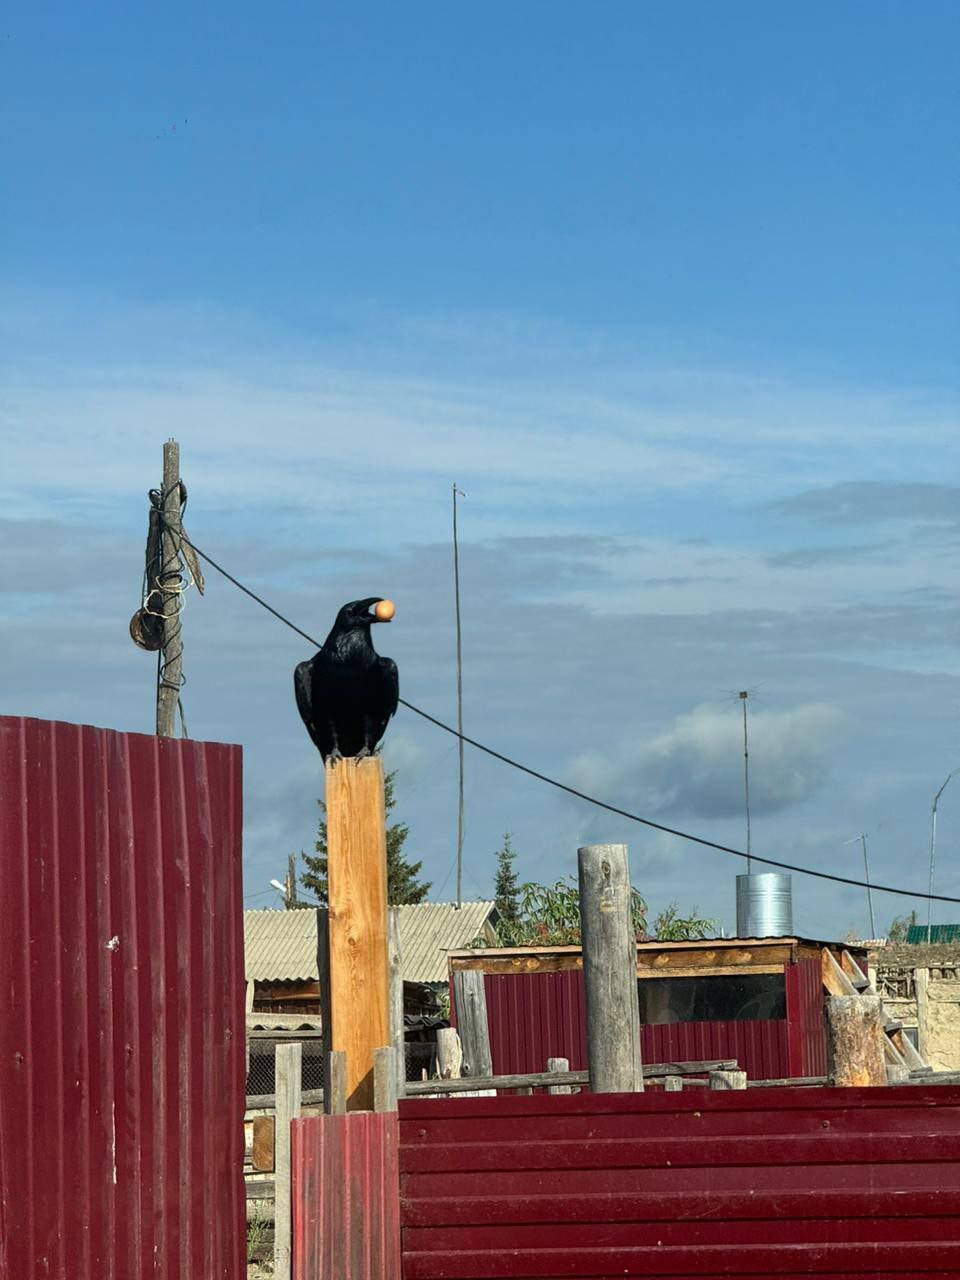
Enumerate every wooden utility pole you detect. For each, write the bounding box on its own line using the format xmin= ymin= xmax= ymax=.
xmin=156 ymin=439 xmax=184 ymax=737
xmin=325 ymin=756 xmax=390 ymax=1110
xmin=578 ymin=843 xmax=644 ymax=1093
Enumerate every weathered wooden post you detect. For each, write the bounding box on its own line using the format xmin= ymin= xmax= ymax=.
xmin=709 ymin=1069 xmax=747 ymax=1090
xmin=547 ymin=1056 xmax=572 ymax=1094
xmin=452 ymin=968 xmax=493 ymax=1080
xmin=388 ymin=906 xmax=407 ymax=1098
xmin=578 ymin=843 xmax=643 ymax=1092
xmin=436 ymin=1027 xmax=464 ymax=1080
xmin=274 ymin=1041 xmax=302 ymax=1280
xmin=826 ymin=994 xmax=887 ymax=1086
xmin=326 ymin=756 xmax=390 ymax=1110
xmin=373 ymin=1045 xmax=399 ymax=1112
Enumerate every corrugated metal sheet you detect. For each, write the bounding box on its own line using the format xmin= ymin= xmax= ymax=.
xmin=480 ymin=969 xmax=795 ymax=1080
xmin=396 ymin=902 xmax=496 ymax=983
xmin=244 ymin=900 xmax=496 ymax=985
xmin=907 ymin=923 xmax=960 ymax=944
xmin=292 ymin=1112 xmax=400 ymax=1279
xmin=786 ymin=956 xmax=828 ymax=1078
xmin=0 ymin=715 xmax=245 ymax=1280
xmin=245 ymin=907 xmax=321 ymax=980
xmin=399 ymin=1084 xmax=960 ymax=1277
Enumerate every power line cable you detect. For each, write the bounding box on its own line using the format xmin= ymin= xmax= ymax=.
xmin=178 ymin=532 xmax=960 ymax=906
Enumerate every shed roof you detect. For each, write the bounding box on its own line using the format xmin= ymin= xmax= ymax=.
xmin=905 ymin=924 xmax=960 ymax=945
xmin=244 ymin=900 xmax=497 ymax=984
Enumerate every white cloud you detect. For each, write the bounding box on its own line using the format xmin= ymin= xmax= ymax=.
xmin=570 ymin=701 xmax=848 ymax=820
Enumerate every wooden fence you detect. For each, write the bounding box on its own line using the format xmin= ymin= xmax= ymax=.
xmin=398 ymin=1083 xmax=960 ymax=1278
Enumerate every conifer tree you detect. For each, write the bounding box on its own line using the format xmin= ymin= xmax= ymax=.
xmin=299 ymin=770 xmax=431 ymax=906
xmin=493 ymin=832 xmax=521 ymax=944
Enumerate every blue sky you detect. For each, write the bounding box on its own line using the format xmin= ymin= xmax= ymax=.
xmin=2 ymin=3 xmax=959 ymax=936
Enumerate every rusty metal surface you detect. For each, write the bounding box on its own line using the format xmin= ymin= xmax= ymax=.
xmin=481 ymin=969 xmax=795 ymax=1080
xmin=0 ymin=715 xmax=245 ymax=1279
xmin=399 ymin=1085 xmax=960 ymax=1278
xmin=292 ymin=1112 xmax=400 ymax=1279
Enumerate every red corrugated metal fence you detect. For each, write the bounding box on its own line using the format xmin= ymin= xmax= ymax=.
xmin=399 ymin=1084 xmax=960 ymax=1278
xmin=0 ymin=716 xmax=245 ymax=1279
xmin=292 ymin=1112 xmax=400 ymax=1279
xmin=481 ymin=969 xmax=795 ymax=1080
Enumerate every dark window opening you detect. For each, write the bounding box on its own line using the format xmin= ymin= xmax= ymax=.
xmin=638 ymin=972 xmax=786 ymax=1024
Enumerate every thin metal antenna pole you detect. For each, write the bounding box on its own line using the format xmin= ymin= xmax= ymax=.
xmin=844 ymin=833 xmax=876 ymax=939
xmin=929 ymin=769 xmax=959 ymax=943
xmin=452 ymin=483 xmax=466 ymax=910
xmin=739 ymin=692 xmax=752 ymax=875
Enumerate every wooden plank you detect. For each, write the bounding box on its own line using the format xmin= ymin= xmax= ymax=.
xmin=245 ymin=1178 xmax=276 ymax=1200
xmin=452 ymin=969 xmax=493 ymax=1080
xmin=662 ymin=1076 xmax=683 ymax=1092
xmin=826 ymin=995 xmax=886 ymax=1087
xmin=403 ymin=1058 xmax=738 ymax=1096
xmin=252 ymin=1115 xmax=275 ymax=1171
xmin=821 ymin=947 xmax=858 ymax=998
xmin=246 ymin=1088 xmax=324 ymax=1110
xmin=326 ymin=756 xmax=389 ymax=1112
xmin=274 ymin=1041 xmax=302 ymax=1280
xmin=578 ymin=843 xmax=643 ymax=1093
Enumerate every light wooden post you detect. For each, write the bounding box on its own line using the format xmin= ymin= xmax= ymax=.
xmin=709 ymin=1069 xmax=747 ymax=1090
xmin=452 ymin=968 xmax=493 ymax=1079
xmin=324 ymin=1049 xmax=347 ymax=1115
xmin=274 ymin=1042 xmax=302 ymax=1280
xmin=663 ymin=1076 xmax=683 ymax=1092
xmin=373 ymin=1046 xmax=399 ymax=1112
xmin=547 ymin=1056 xmax=571 ymax=1094
xmin=436 ymin=1027 xmax=463 ymax=1079
xmin=156 ymin=439 xmax=184 ymax=737
xmin=388 ymin=907 xmax=406 ymax=1098
xmin=326 ymin=757 xmax=389 ymax=1110
xmin=826 ymin=994 xmax=887 ymax=1086
xmin=578 ymin=844 xmax=643 ymax=1093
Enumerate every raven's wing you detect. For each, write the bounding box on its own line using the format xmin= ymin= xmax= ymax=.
xmin=368 ymin=656 xmax=399 ymax=750
xmin=294 ymin=660 xmax=327 ymax=756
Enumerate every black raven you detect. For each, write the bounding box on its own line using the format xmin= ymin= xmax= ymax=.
xmin=294 ymin=597 xmax=399 ymax=762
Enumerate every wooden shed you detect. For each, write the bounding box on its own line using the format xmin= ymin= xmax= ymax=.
xmin=449 ymin=935 xmax=869 ymax=1081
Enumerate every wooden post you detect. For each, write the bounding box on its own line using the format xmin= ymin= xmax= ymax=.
xmin=436 ymin=1027 xmax=463 ymax=1079
xmin=373 ymin=1046 xmax=398 ymax=1112
xmin=915 ymin=966 xmax=930 ymax=1062
xmin=325 ymin=1049 xmax=347 ymax=1115
xmin=326 ymin=756 xmax=389 ymax=1110
xmin=274 ymin=1042 xmax=302 ymax=1280
xmin=547 ymin=1056 xmax=571 ymax=1094
xmin=826 ymin=994 xmax=887 ymax=1086
xmin=578 ymin=843 xmax=643 ymax=1093
xmin=388 ymin=907 xmax=406 ymax=1098
xmin=663 ymin=1075 xmax=683 ymax=1092
xmin=709 ymin=1069 xmax=747 ymax=1090
xmin=156 ymin=439 xmax=184 ymax=737
xmin=452 ymin=969 xmax=493 ymax=1079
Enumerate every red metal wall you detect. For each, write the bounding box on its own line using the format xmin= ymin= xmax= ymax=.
xmin=292 ymin=1112 xmax=400 ymax=1280
xmin=0 ymin=716 xmax=245 ymax=1280
xmin=399 ymin=1084 xmax=960 ymax=1278
xmin=480 ymin=969 xmax=795 ymax=1080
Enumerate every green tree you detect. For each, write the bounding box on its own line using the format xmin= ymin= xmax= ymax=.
xmin=653 ymin=902 xmax=718 ymax=941
xmin=299 ymin=771 xmax=432 ymax=906
xmin=509 ymin=876 xmax=649 ymax=946
xmin=887 ymin=910 xmax=917 ymax=943
xmin=493 ymin=833 xmax=521 ymax=944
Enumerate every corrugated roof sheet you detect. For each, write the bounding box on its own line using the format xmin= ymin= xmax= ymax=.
xmin=906 ymin=923 xmax=960 ymax=945
xmin=396 ymin=901 xmax=497 ymax=983
xmin=243 ymin=901 xmax=496 ymax=984
xmin=244 ymin=908 xmax=321 ymax=980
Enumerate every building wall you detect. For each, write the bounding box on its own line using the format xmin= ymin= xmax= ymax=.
xmin=875 ymin=964 xmax=960 ymax=1072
